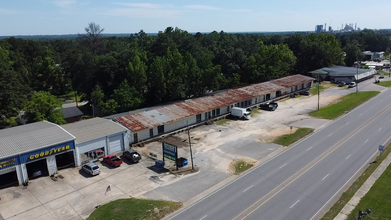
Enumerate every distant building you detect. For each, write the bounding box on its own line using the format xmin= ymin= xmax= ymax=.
xmin=362 ymin=51 xmax=384 ymax=61
xmin=61 ymin=106 xmax=83 ymax=123
xmin=315 ymin=25 xmax=324 ymax=33
xmin=309 ymin=66 xmax=376 ymax=83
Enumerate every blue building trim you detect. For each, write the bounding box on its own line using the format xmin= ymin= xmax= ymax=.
xmin=19 ymin=141 xmax=75 ymax=164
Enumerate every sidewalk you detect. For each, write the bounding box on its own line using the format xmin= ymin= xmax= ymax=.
xmin=334 ymin=150 xmax=391 ymax=220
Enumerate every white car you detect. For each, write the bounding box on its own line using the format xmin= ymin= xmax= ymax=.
xmin=348 ymin=82 xmax=357 ymax=88
xmin=379 ymin=74 xmax=384 ymax=79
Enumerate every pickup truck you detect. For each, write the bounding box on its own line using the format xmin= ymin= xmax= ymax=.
xmin=103 ymin=154 xmax=123 ymax=167
xmin=122 ymin=149 xmax=141 ymax=163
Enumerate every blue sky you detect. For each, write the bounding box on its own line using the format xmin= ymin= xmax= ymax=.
xmin=1 ymin=0 xmax=390 ymax=36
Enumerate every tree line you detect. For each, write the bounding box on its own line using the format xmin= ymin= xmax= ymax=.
xmin=1 ymin=23 xmax=390 ymax=128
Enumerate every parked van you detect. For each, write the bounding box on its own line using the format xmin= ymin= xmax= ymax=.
xmin=82 ymin=162 xmax=101 ymax=176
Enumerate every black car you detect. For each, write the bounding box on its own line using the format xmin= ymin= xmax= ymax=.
xmin=338 ymin=81 xmax=346 ymax=87
xmin=260 ymin=102 xmax=278 ymax=111
xmin=122 ymin=149 xmax=141 ymax=163
xmin=298 ymin=90 xmax=310 ymax=96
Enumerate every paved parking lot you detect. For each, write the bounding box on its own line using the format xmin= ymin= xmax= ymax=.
xmin=0 ymin=157 xmax=170 ymax=220
xmin=1 ymin=75 xmax=390 ymax=220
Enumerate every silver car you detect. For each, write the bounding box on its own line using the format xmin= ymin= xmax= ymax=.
xmin=82 ymin=162 xmax=100 ymax=176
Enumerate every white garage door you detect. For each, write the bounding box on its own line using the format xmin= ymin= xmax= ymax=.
xmin=78 ymin=137 xmax=107 ymax=154
xmin=108 ymin=134 xmax=123 ymax=155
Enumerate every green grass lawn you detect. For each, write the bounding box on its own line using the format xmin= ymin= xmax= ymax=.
xmin=309 ymin=91 xmax=379 ymax=120
xmin=377 ymin=70 xmax=388 ymax=75
xmin=215 ymin=118 xmax=230 ymax=125
xmin=321 ymin=144 xmax=391 ymax=220
xmin=234 ymin=160 xmax=254 ymax=175
xmin=58 ymin=90 xmax=84 ymax=103
xmin=310 ymin=84 xmax=325 ymax=95
xmin=273 ymin=128 xmax=314 ymax=146
xmin=377 ymin=80 xmax=391 ymax=87
xmin=88 ymin=198 xmax=182 ymax=220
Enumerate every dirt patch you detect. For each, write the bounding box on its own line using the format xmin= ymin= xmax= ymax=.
xmin=227 ymin=158 xmax=258 ymax=174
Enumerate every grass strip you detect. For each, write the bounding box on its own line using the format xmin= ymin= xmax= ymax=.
xmin=234 ymin=160 xmax=254 ymax=175
xmin=273 ymin=128 xmax=314 ymax=146
xmin=88 ymin=198 xmax=182 ymax=220
xmin=309 ymin=91 xmax=379 ymax=120
xmin=215 ymin=118 xmax=230 ymax=125
xmin=377 ymin=80 xmax=391 ymax=87
xmin=321 ymin=144 xmax=391 ymax=220
xmin=310 ymin=84 xmax=325 ymax=95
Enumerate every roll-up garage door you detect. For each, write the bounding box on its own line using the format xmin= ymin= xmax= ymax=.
xmin=108 ymin=134 xmax=123 ymax=155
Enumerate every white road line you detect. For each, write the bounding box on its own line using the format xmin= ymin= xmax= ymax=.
xmin=379 ymin=127 xmax=382 ymax=131
xmin=322 ymin=174 xmax=329 ymax=181
xmin=328 ymin=133 xmax=333 ymax=137
xmin=359 ymin=113 xmax=363 ymax=116
xmin=310 ymin=150 xmax=380 ymax=220
xmin=364 ymin=139 xmax=369 ymax=143
xmin=199 ymin=215 xmax=208 ymax=220
xmin=243 ymin=185 xmax=254 ymax=192
xmin=306 ymin=146 xmax=313 ymax=151
xmin=346 ymin=155 xmax=351 ymax=159
xmin=290 ymin=200 xmax=300 ymax=209
xmin=279 ymin=163 xmax=287 ymax=169
xmin=346 ymin=122 xmax=350 ymax=125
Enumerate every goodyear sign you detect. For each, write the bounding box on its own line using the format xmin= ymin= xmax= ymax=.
xmin=162 ymin=142 xmax=177 ymax=162
xmin=0 ymin=157 xmax=19 ymax=170
xmin=20 ymin=141 xmax=75 ymax=163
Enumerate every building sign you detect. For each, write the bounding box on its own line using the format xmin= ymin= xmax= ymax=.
xmin=0 ymin=157 xmax=19 ymax=170
xmin=19 ymin=141 xmax=75 ymax=163
xmin=162 ymin=142 xmax=177 ymax=162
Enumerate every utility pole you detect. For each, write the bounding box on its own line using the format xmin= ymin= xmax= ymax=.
xmin=317 ymin=75 xmax=320 ymax=111
xmin=356 ymin=61 xmax=359 ymax=93
xmin=187 ymin=121 xmax=195 ymax=171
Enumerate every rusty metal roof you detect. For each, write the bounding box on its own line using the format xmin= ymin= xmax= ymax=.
xmin=116 ymin=74 xmax=314 ymax=132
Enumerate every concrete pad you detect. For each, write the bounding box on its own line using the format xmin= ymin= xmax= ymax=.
xmin=31 ymin=180 xmax=76 ymax=204
xmin=5 ymin=206 xmax=51 ymax=220
xmin=289 ymin=118 xmax=331 ymax=130
xmin=26 ymin=177 xmax=58 ymax=192
xmin=43 ymin=191 xmax=82 ymax=210
xmin=0 ymin=190 xmax=41 ymax=219
xmin=60 ymin=168 xmax=103 ymax=190
xmin=116 ymin=175 xmax=154 ymax=194
xmin=49 ymin=204 xmax=82 ymax=220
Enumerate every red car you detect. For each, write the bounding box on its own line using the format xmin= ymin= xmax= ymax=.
xmin=103 ymin=154 xmax=123 ymax=167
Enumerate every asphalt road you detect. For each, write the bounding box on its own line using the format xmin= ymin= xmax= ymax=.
xmin=168 ymin=87 xmax=391 ymax=220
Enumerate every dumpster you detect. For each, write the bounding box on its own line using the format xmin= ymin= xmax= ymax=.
xmin=155 ymin=160 xmax=165 ymax=168
xmin=176 ymin=157 xmax=188 ymax=168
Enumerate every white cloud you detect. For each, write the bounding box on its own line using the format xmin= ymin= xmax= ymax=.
xmin=55 ymin=0 xmax=76 ymax=8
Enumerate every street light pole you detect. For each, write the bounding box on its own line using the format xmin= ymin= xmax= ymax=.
xmin=186 ymin=121 xmax=195 ymax=171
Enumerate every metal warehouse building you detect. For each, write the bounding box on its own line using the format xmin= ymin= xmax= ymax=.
xmin=309 ymin=66 xmax=376 ymax=83
xmin=61 ymin=118 xmax=129 ymax=166
xmin=0 ymin=121 xmax=76 ymax=188
xmin=114 ymin=74 xmax=314 ymax=144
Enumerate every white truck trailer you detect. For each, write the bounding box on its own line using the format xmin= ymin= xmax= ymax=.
xmin=231 ymin=107 xmax=251 ymax=120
